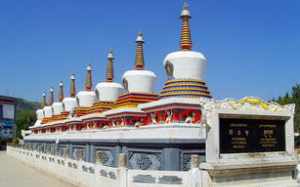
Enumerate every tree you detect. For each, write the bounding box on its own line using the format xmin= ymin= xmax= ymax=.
xmin=15 ymin=109 xmax=36 ymax=139
xmin=275 ymin=84 xmax=300 ymax=132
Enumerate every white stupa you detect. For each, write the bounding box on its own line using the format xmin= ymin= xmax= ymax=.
xmin=63 ymin=74 xmax=78 ymax=113
xmin=36 ymin=92 xmax=46 ymax=120
xmin=43 ymin=88 xmax=54 ymax=117
xmin=95 ymin=50 xmax=124 ymax=102
xmin=76 ymin=64 xmax=97 ymax=107
xmin=52 ymin=81 xmax=64 ymax=115
xmin=160 ymin=2 xmax=211 ymax=98
xmin=122 ymin=32 xmax=157 ymax=94
xmin=34 ymin=92 xmax=46 ymax=126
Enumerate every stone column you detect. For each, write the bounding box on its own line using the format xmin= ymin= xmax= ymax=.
xmin=90 ymin=144 xmax=95 ymax=163
xmin=118 ymin=153 xmax=128 ymax=187
xmin=190 ymin=154 xmax=202 ymax=187
xmin=114 ymin=145 xmax=122 ymax=167
xmin=191 ymin=154 xmax=201 ymax=168
xmin=118 ymin=153 xmax=127 ymax=168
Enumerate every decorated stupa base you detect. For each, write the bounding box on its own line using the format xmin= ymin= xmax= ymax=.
xmin=48 ymin=112 xmax=69 ymax=122
xmin=160 ymin=79 xmax=211 ymax=98
xmin=89 ymin=102 xmax=113 ymax=113
xmin=140 ymin=100 xmax=202 ymax=125
xmin=104 ymin=108 xmax=147 ymax=128
xmin=114 ymin=92 xmax=159 ymax=109
xmin=74 ymin=107 xmax=91 ymax=117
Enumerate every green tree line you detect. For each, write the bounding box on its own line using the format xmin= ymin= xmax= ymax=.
xmin=274 ymin=84 xmax=300 ymax=132
xmin=15 ymin=98 xmax=39 ymax=139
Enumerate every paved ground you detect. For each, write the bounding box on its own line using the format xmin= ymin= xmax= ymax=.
xmin=0 ymin=151 xmax=76 ymax=187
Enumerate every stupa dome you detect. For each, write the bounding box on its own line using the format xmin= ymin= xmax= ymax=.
xmin=43 ymin=106 xmax=53 ymax=117
xmin=36 ymin=109 xmax=44 ymax=120
xmin=43 ymin=88 xmax=54 ymax=117
xmin=36 ymin=92 xmax=46 ymax=120
xmin=63 ymin=97 xmax=77 ymax=112
xmin=76 ymin=65 xmax=97 ymax=107
xmin=52 ymin=102 xmax=64 ymax=115
xmin=95 ymin=50 xmax=124 ymax=102
xmin=63 ymin=74 xmax=78 ymax=112
xmin=163 ymin=50 xmax=207 ymax=80
xmin=76 ymin=91 xmax=97 ymax=107
xmin=122 ymin=33 xmax=156 ymax=94
xmin=52 ymin=81 xmax=65 ymax=115
xmin=122 ymin=70 xmax=156 ymax=93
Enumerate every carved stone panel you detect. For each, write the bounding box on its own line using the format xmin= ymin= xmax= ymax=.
xmin=73 ymin=148 xmax=85 ymax=161
xmin=129 ymin=152 xmax=161 ymax=170
xmin=95 ymin=149 xmax=114 ymax=167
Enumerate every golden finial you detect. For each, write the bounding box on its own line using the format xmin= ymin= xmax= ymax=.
xmin=85 ymin=64 xmax=93 ymax=91
xmin=49 ymin=87 xmax=54 ymax=105
xmin=135 ymin=32 xmax=145 ymax=70
xmin=58 ymin=81 xmax=64 ymax=102
xmin=70 ymin=74 xmax=76 ymax=97
xmin=180 ymin=1 xmax=192 ymax=50
xmin=106 ymin=49 xmax=114 ymax=82
xmin=41 ymin=92 xmax=46 ymax=107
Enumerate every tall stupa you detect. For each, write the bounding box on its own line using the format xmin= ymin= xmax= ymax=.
xmin=160 ymin=2 xmax=211 ymax=98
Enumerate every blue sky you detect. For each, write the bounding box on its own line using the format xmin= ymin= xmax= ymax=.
xmin=0 ymin=0 xmax=299 ymax=102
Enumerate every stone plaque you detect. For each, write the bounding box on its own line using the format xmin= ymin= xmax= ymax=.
xmin=220 ymin=118 xmax=286 ymax=154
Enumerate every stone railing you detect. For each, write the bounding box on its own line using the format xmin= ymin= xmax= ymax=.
xmin=7 ymin=146 xmax=204 ymax=187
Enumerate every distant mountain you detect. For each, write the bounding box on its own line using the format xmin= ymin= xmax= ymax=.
xmin=15 ymin=98 xmax=40 ymax=112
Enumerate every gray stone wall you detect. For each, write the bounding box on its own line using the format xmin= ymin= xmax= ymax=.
xmin=23 ymin=140 xmax=205 ymax=171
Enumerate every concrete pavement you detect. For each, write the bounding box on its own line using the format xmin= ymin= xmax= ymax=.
xmin=0 ymin=151 xmax=76 ymax=187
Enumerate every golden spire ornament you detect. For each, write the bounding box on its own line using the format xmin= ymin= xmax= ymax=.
xmin=134 ymin=32 xmax=145 ymax=70
xmin=58 ymin=81 xmax=64 ymax=102
xmin=41 ymin=92 xmax=47 ymax=107
xmin=49 ymin=87 xmax=54 ymax=105
xmin=180 ymin=1 xmax=192 ymax=50
xmin=85 ymin=64 xmax=93 ymax=91
xmin=106 ymin=49 xmax=114 ymax=82
xmin=70 ymin=74 xmax=76 ymax=97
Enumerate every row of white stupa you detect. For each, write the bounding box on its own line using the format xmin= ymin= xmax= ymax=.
xmin=35 ymin=2 xmax=208 ymax=124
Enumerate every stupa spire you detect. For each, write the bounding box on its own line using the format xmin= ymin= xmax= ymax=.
xmin=134 ymin=32 xmax=145 ymax=70
xmin=106 ymin=49 xmax=114 ymax=82
xmin=180 ymin=1 xmax=192 ymax=50
xmin=70 ymin=74 xmax=76 ymax=97
xmin=58 ymin=81 xmax=64 ymax=102
xmin=41 ymin=92 xmax=47 ymax=107
xmin=85 ymin=64 xmax=93 ymax=91
xmin=49 ymin=87 xmax=54 ymax=105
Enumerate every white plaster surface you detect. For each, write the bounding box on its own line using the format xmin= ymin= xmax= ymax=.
xmin=52 ymin=102 xmax=64 ymax=115
xmin=122 ymin=69 xmax=156 ymax=93
xmin=76 ymin=91 xmax=97 ymax=107
xmin=163 ymin=50 xmax=207 ymax=80
xmin=43 ymin=106 xmax=53 ymax=117
xmin=36 ymin=109 xmax=44 ymax=120
xmin=63 ymin=97 xmax=78 ymax=112
xmin=95 ymin=82 xmax=124 ymax=102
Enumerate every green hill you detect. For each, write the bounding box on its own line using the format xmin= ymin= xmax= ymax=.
xmin=15 ymin=98 xmax=40 ymax=139
xmin=15 ymin=98 xmax=40 ymax=112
